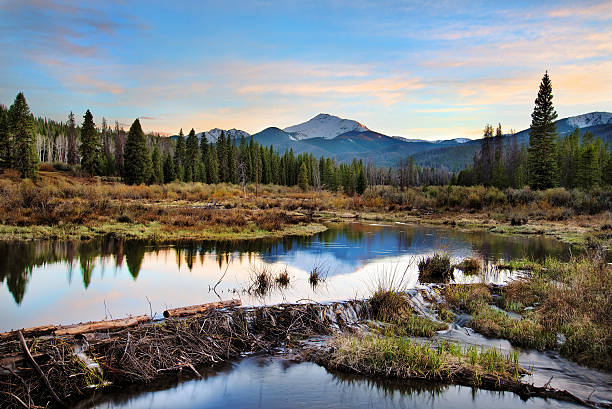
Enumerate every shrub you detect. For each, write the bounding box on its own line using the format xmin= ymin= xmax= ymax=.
xmin=544 ymin=188 xmax=571 ymax=207
xmin=509 ymin=213 xmax=527 ymax=226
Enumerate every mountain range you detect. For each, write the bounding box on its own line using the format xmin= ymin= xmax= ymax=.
xmin=175 ymin=111 xmax=612 ymax=171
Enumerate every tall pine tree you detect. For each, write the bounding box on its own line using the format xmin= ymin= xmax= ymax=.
xmin=174 ymin=129 xmax=185 ymax=181
xmin=151 ymin=145 xmax=163 ymax=184
xmin=67 ymin=112 xmax=79 ymax=165
xmin=80 ymin=109 xmax=98 ymax=176
xmin=528 ymin=72 xmax=558 ymax=190
xmin=8 ymin=93 xmax=38 ymax=178
xmin=0 ymin=105 xmax=10 ymax=168
xmin=163 ymin=151 xmax=176 ymax=183
xmin=298 ymin=162 xmax=309 ymax=191
xmin=124 ymin=119 xmax=150 ymax=185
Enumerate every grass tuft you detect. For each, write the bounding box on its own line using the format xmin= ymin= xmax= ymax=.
xmin=418 ymin=253 xmax=452 ymax=282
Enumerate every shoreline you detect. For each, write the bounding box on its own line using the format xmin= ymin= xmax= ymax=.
xmin=0 ymin=295 xmax=603 ymax=409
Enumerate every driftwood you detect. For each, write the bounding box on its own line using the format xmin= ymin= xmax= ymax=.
xmin=162 ymin=299 xmax=240 ymax=318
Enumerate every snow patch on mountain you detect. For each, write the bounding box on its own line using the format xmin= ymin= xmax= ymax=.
xmin=283 ymin=113 xmax=369 ymax=140
xmin=566 ymin=112 xmax=612 ymax=129
xmin=197 ymin=128 xmax=250 ymax=142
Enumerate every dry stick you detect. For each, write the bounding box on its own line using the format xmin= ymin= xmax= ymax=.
xmin=212 ymin=257 xmax=232 ymax=299
xmin=1 ymin=364 xmax=32 ymax=407
xmin=17 ymin=331 xmax=66 ymax=408
xmin=1 ymin=391 xmax=29 ymax=409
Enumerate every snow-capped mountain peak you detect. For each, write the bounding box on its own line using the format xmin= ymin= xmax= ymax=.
xmin=198 ymin=128 xmax=250 ymax=142
xmin=566 ymin=112 xmax=612 ymax=129
xmin=283 ymin=113 xmax=369 ymax=140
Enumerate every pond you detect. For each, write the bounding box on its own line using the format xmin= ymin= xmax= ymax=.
xmin=82 ymin=355 xmax=582 ymax=409
xmin=0 ymin=222 xmax=572 ymax=332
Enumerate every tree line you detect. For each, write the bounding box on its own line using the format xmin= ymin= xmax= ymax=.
xmin=456 ymin=73 xmax=611 ymax=190
xmin=1 ymin=73 xmax=610 ymax=193
xmin=0 ymin=93 xmax=368 ymax=194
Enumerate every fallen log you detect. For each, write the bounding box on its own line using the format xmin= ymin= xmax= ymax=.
xmin=163 ymin=299 xmax=241 ymax=318
xmin=0 ymin=299 xmax=242 ymax=342
xmin=54 ymin=316 xmax=150 ymax=336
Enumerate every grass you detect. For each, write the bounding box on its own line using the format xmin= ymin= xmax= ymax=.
xmin=249 ymin=265 xmax=294 ymax=296
xmin=418 ymin=253 xmax=453 ymax=282
xmin=443 ymin=252 xmax=611 ymax=370
xmin=321 ymin=334 xmax=525 ymax=386
xmin=275 ymin=268 xmax=291 ymax=288
xmin=308 ymin=264 xmax=328 ymax=289
xmin=367 ymin=266 xmax=447 ymax=337
xmin=248 ymin=264 xmax=274 ymax=297
xmin=1 ymin=169 xmax=609 ymax=247
xmin=470 ymin=307 xmax=556 ymax=350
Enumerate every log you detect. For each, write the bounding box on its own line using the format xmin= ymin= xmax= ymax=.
xmin=0 ymin=324 xmax=56 ymax=341
xmin=54 ymin=315 xmax=150 ymax=336
xmin=163 ymin=299 xmax=241 ymax=318
xmin=1 ymin=299 xmax=241 ymax=341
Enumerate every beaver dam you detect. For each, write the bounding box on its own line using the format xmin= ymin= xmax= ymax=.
xmin=1 ymin=282 xmax=608 ymax=409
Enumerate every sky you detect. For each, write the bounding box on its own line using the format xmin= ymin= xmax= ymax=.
xmin=0 ymin=0 xmax=611 ymax=140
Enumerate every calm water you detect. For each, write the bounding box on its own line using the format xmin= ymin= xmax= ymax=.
xmin=82 ymin=356 xmax=582 ymax=409
xmin=0 ymin=223 xmax=571 ymax=332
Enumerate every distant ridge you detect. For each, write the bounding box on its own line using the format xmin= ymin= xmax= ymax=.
xmin=169 ymin=111 xmax=611 ymax=170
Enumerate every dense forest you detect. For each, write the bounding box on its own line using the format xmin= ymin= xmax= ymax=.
xmin=0 ymin=73 xmax=610 ymax=192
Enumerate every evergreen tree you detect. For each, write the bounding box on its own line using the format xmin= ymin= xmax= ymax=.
xmin=528 ymin=72 xmax=558 ymax=190
xmin=114 ymin=121 xmax=125 ymax=177
xmin=67 ymin=111 xmax=79 ymax=165
xmin=185 ymin=128 xmax=199 ymax=182
xmin=200 ymin=132 xmax=208 ymax=182
xmin=207 ymin=142 xmax=219 ymax=184
xmin=577 ymin=142 xmax=599 ymax=189
xmin=80 ymin=109 xmax=98 ymax=176
xmin=603 ymin=152 xmax=612 ymax=186
xmin=0 ymin=105 xmax=10 ymax=168
xmin=228 ymin=142 xmax=238 ymax=184
xmin=174 ymin=129 xmax=185 ymax=181
xmin=8 ymin=93 xmax=38 ymax=178
xmin=124 ymin=119 xmax=150 ymax=185
xmin=151 ymin=145 xmax=163 ymax=184
xmin=163 ymin=151 xmax=175 ymax=183
xmin=356 ymin=166 xmax=367 ymax=195
xmin=217 ymin=131 xmax=228 ymax=182
xmin=298 ymin=162 xmax=309 ymax=191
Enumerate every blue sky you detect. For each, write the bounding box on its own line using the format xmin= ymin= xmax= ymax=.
xmin=0 ymin=0 xmax=610 ymax=139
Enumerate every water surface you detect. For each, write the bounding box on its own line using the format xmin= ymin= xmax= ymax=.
xmin=0 ymin=223 xmax=571 ymax=331
xmin=83 ymin=356 xmax=582 ymax=409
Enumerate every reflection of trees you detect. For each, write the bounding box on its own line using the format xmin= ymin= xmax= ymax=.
xmin=125 ymin=241 xmax=146 ymax=279
xmin=0 ymin=224 xmax=578 ymax=306
xmin=0 ymin=238 xmax=142 ymax=304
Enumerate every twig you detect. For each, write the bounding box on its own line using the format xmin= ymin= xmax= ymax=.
xmin=1 ymin=364 xmax=32 ymax=407
xmin=213 ymin=256 xmax=233 ymax=299
xmin=1 ymin=391 xmax=30 ymax=409
xmin=17 ymin=331 xmax=66 ymax=407
xmin=145 ymin=296 xmax=156 ymax=321
xmin=543 ymin=376 xmax=553 ymax=389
